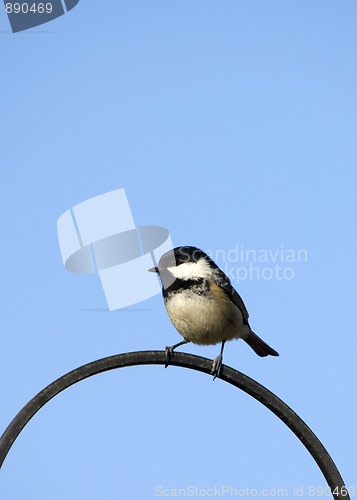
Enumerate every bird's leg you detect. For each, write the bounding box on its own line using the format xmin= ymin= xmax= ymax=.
xmin=211 ymin=340 xmax=226 ymax=380
xmin=165 ymin=339 xmax=190 ymax=368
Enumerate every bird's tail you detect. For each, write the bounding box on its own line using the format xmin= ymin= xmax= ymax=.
xmin=243 ymin=331 xmax=279 ymax=357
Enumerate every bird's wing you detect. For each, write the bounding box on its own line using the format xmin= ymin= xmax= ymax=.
xmin=212 ymin=269 xmax=250 ymax=325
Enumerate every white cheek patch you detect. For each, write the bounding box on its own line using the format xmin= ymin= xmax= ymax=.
xmin=167 ymin=258 xmax=212 ymax=280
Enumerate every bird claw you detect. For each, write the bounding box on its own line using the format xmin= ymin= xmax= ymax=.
xmin=211 ymin=354 xmax=223 ymax=380
xmin=165 ymin=345 xmax=174 ymax=368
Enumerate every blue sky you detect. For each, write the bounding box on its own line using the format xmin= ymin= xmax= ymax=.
xmin=0 ymin=1 xmax=356 ymax=498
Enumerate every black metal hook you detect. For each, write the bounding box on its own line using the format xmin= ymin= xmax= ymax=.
xmin=0 ymin=351 xmax=350 ymax=499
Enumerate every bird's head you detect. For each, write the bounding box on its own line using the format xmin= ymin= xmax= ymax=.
xmin=148 ymin=246 xmax=213 ymax=288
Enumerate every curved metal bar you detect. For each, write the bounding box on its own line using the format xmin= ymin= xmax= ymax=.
xmin=0 ymin=351 xmax=349 ymax=499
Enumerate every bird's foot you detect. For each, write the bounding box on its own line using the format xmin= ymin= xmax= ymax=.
xmin=211 ymin=354 xmax=223 ymax=380
xmin=165 ymin=345 xmax=174 ymax=368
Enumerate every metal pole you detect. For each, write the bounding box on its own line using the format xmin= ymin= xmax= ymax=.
xmin=0 ymin=351 xmax=350 ymax=499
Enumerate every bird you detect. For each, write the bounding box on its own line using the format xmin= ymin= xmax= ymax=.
xmin=149 ymin=245 xmax=279 ymax=378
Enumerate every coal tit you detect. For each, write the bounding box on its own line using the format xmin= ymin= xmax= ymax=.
xmin=149 ymin=245 xmax=279 ymax=378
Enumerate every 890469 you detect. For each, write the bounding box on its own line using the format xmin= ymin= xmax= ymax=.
xmin=5 ymin=3 xmax=53 ymax=14
xmin=308 ymin=485 xmax=355 ymax=497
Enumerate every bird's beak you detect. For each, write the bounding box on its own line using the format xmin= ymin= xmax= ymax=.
xmin=148 ymin=266 xmax=159 ymax=273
